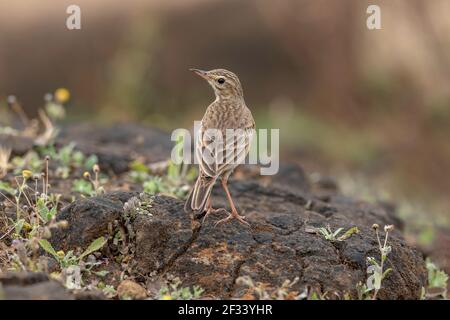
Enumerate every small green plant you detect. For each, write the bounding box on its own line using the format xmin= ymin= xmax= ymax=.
xmin=316 ymin=225 xmax=359 ymax=242
xmin=140 ymin=160 xmax=196 ymax=199
xmin=357 ymin=224 xmax=394 ymax=300
xmin=129 ymin=160 xmax=151 ymax=183
xmin=11 ymin=151 xmax=43 ymax=175
xmin=143 ymin=176 xmax=165 ymax=194
xmin=158 ymin=277 xmax=204 ymax=300
xmin=72 ymin=179 xmax=94 ymax=196
xmin=424 ymin=258 xmax=448 ymax=299
xmin=308 ymin=291 xmax=329 ymax=300
xmin=0 ymin=157 xmax=68 ymax=274
xmin=73 ymin=164 xmax=104 ymax=197
xmin=0 ymin=181 xmax=14 ymax=195
xmin=97 ymin=282 xmax=117 ymax=298
xmin=39 ymin=143 xmax=98 ymax=179
xmin=44 ymin=88 xmax=69 ymax=121
xmin=35 ymin=194 xmax=58 ymax=223
xmin=38 ymin=236 xmax=107 ymax=269
xmin=236 ymin=275 xmax=301 ymax=300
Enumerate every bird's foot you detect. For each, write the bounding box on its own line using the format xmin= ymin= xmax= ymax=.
xmin=202 ymin=207 xmax=225 ymax=224
xmin=214 ymin=210 xmax=251 ymax=228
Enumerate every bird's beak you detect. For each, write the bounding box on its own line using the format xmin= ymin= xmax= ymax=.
xmin=189 ymin=68 xmax=209 ymax=80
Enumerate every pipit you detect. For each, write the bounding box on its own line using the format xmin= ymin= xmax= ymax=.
xmin=184 ymin=68 xmax=255 ymax=227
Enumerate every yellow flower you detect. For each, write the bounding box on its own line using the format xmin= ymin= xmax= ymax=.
xmin=54 ymin=88 xmax=70 ymax=104
xmin=161 ymin=294 xmax=173 ymax=300
xmin=56 ymin=250 xmax=65 ymax=259
xmin=50 ymin=272 xmax=61 ymax=280
xmin=22 ymin=170 xmax=33 ymax=180
xmin=23 ymin=222 xmax=32 ymax=231
xmin=83 ymin=171 xmax=91 ymax=179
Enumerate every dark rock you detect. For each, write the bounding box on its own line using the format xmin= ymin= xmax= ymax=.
xmin=271 ymin=163 xmax=311 ymax=192
xmin=313 ymin=176 xmax=339 ymax=192
xmin=133 ymin=196 xmax=195 ymax=273
xmin=49 ymin=191 xmax=138 ymax=250
xmin=57 ymin=123 xmax=172 ymax=174
xmin=0 ymin=272 xmax=73 ymax=300
xmin=0 ymin=134 xmax=34 ymax=156
xmin=47 ymin=178 xmax=427 ymax=299
xmin=73 ymin=289 xmax=106 ymax=300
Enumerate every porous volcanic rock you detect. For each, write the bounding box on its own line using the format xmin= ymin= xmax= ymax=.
xmin=49 ymin=178 xmax=427 ymax=299
xmin=49 ymin=191 xmax=138 ymax=250
xmin=57 ymin=123 xmax=172 ymax=174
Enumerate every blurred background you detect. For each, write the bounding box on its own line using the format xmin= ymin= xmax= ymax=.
xmin=0 ymin=0 xmax=449 ymax=243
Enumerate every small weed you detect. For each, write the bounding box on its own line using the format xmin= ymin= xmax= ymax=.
xmin=72 ymin=179 xmax=94 ymax=196
xmin=356 ymin=224 xmax=394 ymax=300
xmin=38 ymin=236 xmax=107 ymax=269
xmin=315 ymin=225 xmax=359 ymax=242
xmin=98 ymin=282 xmax=117 ymax=298
xmin=158 ymin=277 xmax=204 ymax=300
xmin=424 ymin=258 xmax=448 ymax=299
xmin=0 ymin=181 xmax=14 ymax=195
xmin=73 ymin=164 xmax=104 ymax=197
xmin=236 ymin=275 xmax=301 ymax=300
xmin=39 ymin=143 xmax=98 ymax=179
xmin=138 ymin=159 xmax=196 ymax=199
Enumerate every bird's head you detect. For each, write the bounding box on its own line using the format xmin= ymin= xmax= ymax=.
xmin=189 ymin=68 xmax=244 ymax=100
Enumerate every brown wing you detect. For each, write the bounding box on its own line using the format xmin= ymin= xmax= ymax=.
xmin=196 ymin=123 xmax=254 ymax=178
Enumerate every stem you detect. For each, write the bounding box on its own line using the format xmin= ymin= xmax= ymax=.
xmin=383 ymin=231 xmax=389 ymax=248
xmin=95 ymin=171 xmax=99 ymax=195
xmin=45 ymin=158 xmax=49 ymax=196
xmin=0 ymin=190 xmax=18 ymax=208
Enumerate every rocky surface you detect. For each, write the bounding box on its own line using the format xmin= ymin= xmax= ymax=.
xmin=0 ymin=272 xmax=73 ymax=300
xmin=0 ymin=123 xmax=430 ymax=299
xmin=47 ymin=176 xmax=427 ymax=299
xmin=57 ymin=123 xmax=172 ymax=174
xmin=0 ymin=134 xmax=34 ymax=156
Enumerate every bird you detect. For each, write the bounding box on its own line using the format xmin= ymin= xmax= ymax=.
xmin=184 ymin=68 xmax=255 ymax=227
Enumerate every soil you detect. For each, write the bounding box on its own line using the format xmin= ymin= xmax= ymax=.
xmin=0 ymin=123 xmax=430 ymax=299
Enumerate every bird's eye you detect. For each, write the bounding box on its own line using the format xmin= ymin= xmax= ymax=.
xmin=217 ymin=78 xmax=225 ymax=84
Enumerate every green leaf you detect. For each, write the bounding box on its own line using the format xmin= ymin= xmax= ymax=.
xmin=167 ymin=161 xmax=180 ymax=180
xmin=332 ymin=228 xmax=343 ymax=238
xmin=36 ymin=196 xmax=51 ymax=223
xmin=0 ymin=181 xmax=15 ymax=195
xmin=78 ymin=236 xmax=107 ymax=261
xmin=338 ymin=226 xmax=360 ymax=241
xmin=38 ymin=239 xmax=59 ymax=261
xmin=143 ymin=177 xmax=164 ymax=194
xmin=84 ymin=155 xmax=98 ymax=170
xmin=129 ymin=160 xmax=149 ymax=174
xmin=426 ymin=258 xmax=449 ymax=289
xmin=309 ymin=292 xmax=319 ymax=300
xmin=382 ymin=268 xmax=392 ymax=280
xmin=72 ymin=179 xmax=94 ymax=196
xmin=15 ymin=219 xmax=25 ymax=235
xmin=94 ymin=270 xmax=109 ymax=277
xmin=72 ymin=150 xmax=85 ymax=167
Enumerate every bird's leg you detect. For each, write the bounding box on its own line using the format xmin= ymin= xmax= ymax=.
xmin=214 ymin=178 xmax=250 ymax=228
xmin=202 ymin=197 xmax=215 ymax=223
xmin=202 ymin=197 xmax=225 ymax=223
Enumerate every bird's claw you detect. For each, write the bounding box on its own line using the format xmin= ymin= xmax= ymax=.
xmin=202 ymin=207 xmax=224 ymax=224
xmin=214 ymin=212 xmax=251 ymax=228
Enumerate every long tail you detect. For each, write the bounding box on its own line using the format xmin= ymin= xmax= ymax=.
xmin=184 ymin=174 xmax=216 ymax=213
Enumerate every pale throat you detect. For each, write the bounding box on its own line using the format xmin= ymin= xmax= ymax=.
xmin=213 ymin=87 xmax=244 ymax=103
